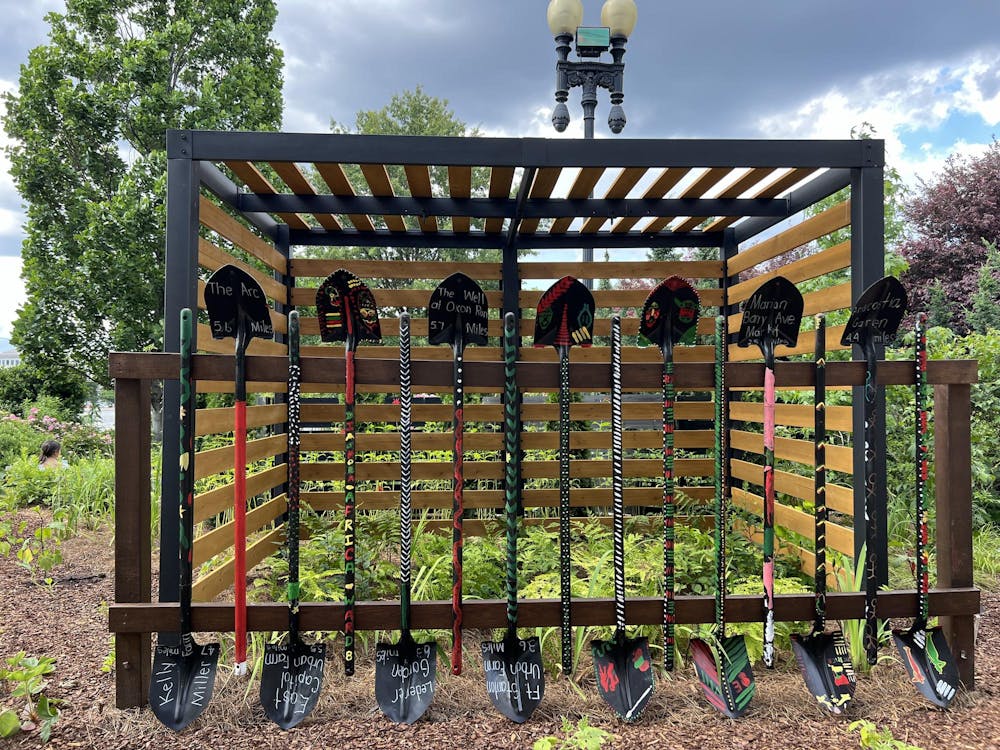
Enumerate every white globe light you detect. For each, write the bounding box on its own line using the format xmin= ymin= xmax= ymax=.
xmin=601 ymin=0 xmax=638 ymax=38
xmin=547 ymin=0 xmax=584 ymax=35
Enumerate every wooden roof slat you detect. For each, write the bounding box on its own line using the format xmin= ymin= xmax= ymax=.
xmin=549 ymin=167 xmax=606 ymax=235
xmin=642 ymin=167 xmax=733 ymax=234
xmin=703 ymin=168 xmax=816 ymax=233
xmin=485 ymin=166 xmax=516 ymax=233
xmin=517 ymin=167 xmax=562 ymax=235
xmin=268 ymin=161 xmax=342 ymax=231
xmin=672 ymin=167 xmax=776 ymax=233
xmin=360 ymin=163 xmax=407 ymax=232
xmin=314 ymin=162 xmax=376 ymax=232
xmin=448 ymin=165 xmax=472 ymax=233
xmin=224 ymin=161 xmax=310 ymax=230
xmin=403 ymin=165 xmax=437 ymax=233
xmin=581 ymin=167 xmax=647 ymax=233
xmin=611 ymin=168 xmax=689 ymax=233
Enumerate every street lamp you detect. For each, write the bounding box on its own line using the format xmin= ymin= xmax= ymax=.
xmin=547 ymin=0 xmax=638 ymax=137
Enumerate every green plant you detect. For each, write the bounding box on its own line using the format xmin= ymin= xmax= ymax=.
xmin=833 ymin=546 xmax=894 ymax=673
xmin=533 ymin=717 xmax=613 ymax=750
xmin=0 ymin=652 xmax=61 ymax=742
xmin=849 ymin=720 xmax=924 ymax=750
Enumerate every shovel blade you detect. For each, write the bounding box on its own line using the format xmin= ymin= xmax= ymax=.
xmin=841 ymin=276 xmax=908 ymax=348
xmin=149 ymin=634 xmax=220 ymax=732
xmin=892 ymin=625 xmax=959 ymax=708
xmin=591 ymin=632 xmax=654 ymax=722
xmin=428 ymin=272 xmax=489 ymax=347
xmin=639 ymin=276 xmax=700 ymax=350
xmin=204 ymin=265 xmax=274 ymax=343
xmin=690 ymin=634 xmax=754 ymax=719
xmin=259 ymin=639 xmax=327 ymax=729
xmin=482 ymin=634 xmax=545 ymax=723
xmin=375 ymin=637 xmax=437 ymax=724
xmin=790 ymin=629 xmax=856 ymax=714
xmin=533 ymin=276 xmax=595 ymax=349
xmin=737 ymin=276 xmax=804 ymax=352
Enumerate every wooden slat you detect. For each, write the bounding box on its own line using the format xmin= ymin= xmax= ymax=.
xmin=290 ymin=258 xmax=502 ymax=280
xmin=485 ymin=166 xmax=516 ymax=233
xmin=198 ymin=381 xmax=288 ymax=394
xmin=199 ymin=197 xmax=285 ymax=272
xmin=581 ymin=167 xmax=647 ymax=233
xmin=194 ymin=465 xmax=287 ymax=524
xmin=196 ymin=404 xmax=287 ymax=437
xmin=192 ymin=526 xmax=285 ymax=602
xmin=197 ymin=238 xmax=288 ymax=302
xmin=192 ymin=495 xmax=287 ymax=566
xmin=703 ymin=168 xmax=817 ymax=233
xmin=731 ymin=459 xmax=853 ymax=515
xmin=549 ymin=167 xmax=605 ymax=234
xmin=269 ymin=161 xmax=342 ymax=230
xmin=729 ymin=240 xmax=850 ymax=305
xmin=729 ymin=324 xmax=849 ymax=362
xmin=728 ymin=201 xmax=851 ymax=275
xmin=731 ymin=486 xmax=854 ymax=553
xmin=298 ymin=344 xmax=717 ymax=364
xmin=729 ymin=401 xmax=853 ymax=431
xmin=672 ymin=168 xmax=777 ymax=233
xmin=447 ymin=165 xmax=472 ymax=233
xmin=733 ymin=518 xmax=843 ymax=587
xmin=360 ymin=163 xmax=407 ymax=232
xmin=403 ymin=165 xmax=437 ymax=232
xmin=224 ymin=161 xmax=310 ymax=230
xmin=517 ymin=168 xmax=562 ymax=234
xmin=519 ymin=260 xmax=722 ymax=279
xmin=194 ymin=434 xmax=287 ymax=481
xmin=730 ymin=429 xmax=853 ymax=474
xmin=642 ymin=167 xmax=733 ymax=233
xmin=611 ymin=168 xmax=689 ymax=233
xmin=196 ymin=324 xmax=287 ymax=357
xmin=314 ymin=162 xmax=375 ymax=231
xmin=728 ymin=280 xmax=853 ymax=334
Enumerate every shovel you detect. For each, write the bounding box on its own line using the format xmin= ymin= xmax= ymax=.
xmin=791 ymin=314 xmax=856 ymax=713
xmin=376 ymin=312 xmax=437 ymax=723
xmin=316 ymin=269 xmax=382 ymax=676
xmin=737 ymin=275 xmax=803 ymax=668
xmin=260 ymin=311 xmax=326 ymax=728
xmin=841 ymin=276 xmax=907 ymax=665
xmin=892 ymin=312 xmax=959 ymax=707
xmin=204 ymin=264 xmax=275 ymax=676
xmin=482 ymin=312 xmax=545 ymax=723
xmin=533 ymin=276 xmax=595 ymax=677
xmin=592 ymin=316 xmax=655 ymax=722
xmin=640 ymin=276 xmax=700 ymax=671
xmin=428 ymin=272 xmax=489 ymax=676
xmin=691 ymin=316 xmax=755 ymax=719
xmin=149 ymin=308 xmax=220 ymax=731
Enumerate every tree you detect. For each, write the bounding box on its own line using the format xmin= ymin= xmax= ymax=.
xmin=900 ymin=139 xmax=1000 ymax=333
xmin=3 ymin=0 xmax=284 ymax=386
xmin=966 ymin=240 xmax=1000 ymax=334
xmin=0 ymin=363 xmax=89 ymax=419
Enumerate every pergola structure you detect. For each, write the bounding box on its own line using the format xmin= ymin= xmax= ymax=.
xmin=108 ymin=130 xmax=978 ymax=708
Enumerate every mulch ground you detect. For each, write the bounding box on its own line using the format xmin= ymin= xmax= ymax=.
xmin=0 ymin=521 xmax=996 ymax=750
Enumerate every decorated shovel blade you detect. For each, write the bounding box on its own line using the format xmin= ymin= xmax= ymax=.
xmin=591 ymin=631 xmax=655 ymax=722
xmin=533 ymin=276 xmax=595 ymax=349
xmin=892 ymin=625 xmax=959 ymax=708
xmin=375 ymin=634 xmax=437 ymax=724
xmin=149 ymin=635 xmax=220 ymax=732
xmin=204 ymin=265 xmax=274 ymax=343
xmin=737 ymin=276 xmax=803 ymax=353
xmin=259 ymin=639 xmax=326 ymax=730
xmin=690 ymin=634 xmax=755 ymax=719
xmin=428 ymin=272 xmax=489 ymax=347
xmin=790 ymin=630 xmax=856 ymax=714
xmin=316 ymin=269 xmax=382 ymax=344
xmin=841 ymin=276 xmax=908 ymax=348
xmin=639 ymin=276 xmax=700 ymax=352
xmin=482 ymin=634 xmax=545 ymax=723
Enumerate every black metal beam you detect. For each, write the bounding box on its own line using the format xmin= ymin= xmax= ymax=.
xmin=287 ymin=228 xmax=725 ymax=249
xmin=170 ymin=129 xmax=882 ymax=169
xmin=199 ymin=162 xmax=279 ymax=242
xmin=733 ymin=168 xmax=852 ymax=243
xmin=502 ymin=168 xmax=535 ymax=321
xmin=238 ymin=193 xmax=791 ymax=220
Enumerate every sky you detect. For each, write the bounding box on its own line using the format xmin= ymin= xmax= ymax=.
xmin=1 ymin=0 xmax=999 ymax=338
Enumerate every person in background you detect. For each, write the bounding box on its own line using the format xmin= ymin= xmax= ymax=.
xmin=39 ymin=440 xmax=64 ymax=469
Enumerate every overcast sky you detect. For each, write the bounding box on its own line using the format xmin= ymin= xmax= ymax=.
xmin=1 ymin=0 xmax=999 ymax=337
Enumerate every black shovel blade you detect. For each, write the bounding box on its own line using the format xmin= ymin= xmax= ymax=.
xmin=204 ymin=265 xmax=274 ymax=343
xmin=737 ymin=275 xmax=803 ymax=353
xmin=316 ymin=269 xmax=382 ymax=344
xmin=149 ymin=634 xmax=220 ymax=732
xmin=482 ymin=633 xmax=545 ymax=723
xmin=375 ymin=633 xmax=437 ymax=724
xmin=892 ymin=625 xmax=960 ymax=708
xmin=428 ymin=272 xmax=489 ymax=347
xmin=790 ymin=629 xmax=856 ymax=714
xmin=591 ymin=631 xmax=655 ymax=722
xmin=260 ymin=638 xmax=327 ymax=729
xmin=533 ymin=276 xmax=595 ymax=349
xmin=640 ymin=276 xmax=700 ymax=351
xmin=841 ymin=276 xmax=908 ymax=348
xmin=690 ymin=634 xmax=755 ymax=719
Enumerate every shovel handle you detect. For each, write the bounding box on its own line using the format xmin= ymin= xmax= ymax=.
xmin=234 ymin=396 xmax=247 ymax=671
xmin=399 ymin=313 xmax=413 ymax=632
xmin=915 ymin=313 xmax=929 ymax=624
xmin=503 ymin=313 xmax=520 ymax=630
xmin=662 ymin=354 xmax=676 ymax=670
xmin=611 ymin=318 xmax=625 ymax=633
xmin=451 ymin=341 xmax=465 ymax=675
xmin=863 ymin=343 xmax=879 ymax=665
xmin=762 ymin=358 xmax=776 ymax=668
xmin=559 ymin=350 xmax=572 ymax=676
xmin=713 ymin=317 xmax=726 ymax=635
xmin=814 ymin=315 xmax=827 ymax=632
xmin=288 ymin=312 xmax=302 ymax=637
xmin=344 ymin=349 xmax=357 ymax=676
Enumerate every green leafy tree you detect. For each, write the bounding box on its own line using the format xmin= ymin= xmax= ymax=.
xmin=3 ymin=0 xmax=284 ymax=386
xmin=966 ymin=240 xmax=1000 ymax=334
xmin=0 ymin=363 xmax=89 ymax=419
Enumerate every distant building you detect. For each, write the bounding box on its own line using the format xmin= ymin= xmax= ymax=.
xmin=0 ymin=350 xmax=20 ymax=368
